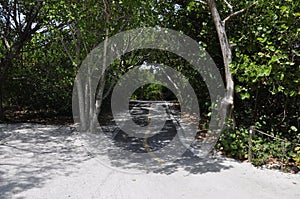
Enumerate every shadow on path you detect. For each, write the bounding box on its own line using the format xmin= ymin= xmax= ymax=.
xmin=0 ymin=123 xmax=91 ymax=199
xmin=83 ymin=124 xmax=233 ymax=175
xmin=0 ymin=101 xmax=232 ymax=198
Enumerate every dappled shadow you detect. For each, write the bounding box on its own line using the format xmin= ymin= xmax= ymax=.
xmin=83 ymin=125 xmax=233 ymax=175
xmin=0 ymin=123 xmax=91 ymax=199
xmin=0 ymin=101 xmax=232 ymax=197
xmin=81 ymin=101 xmax=233 ymax=175
xmin=153 ymin=151 xmax=233 ymax=175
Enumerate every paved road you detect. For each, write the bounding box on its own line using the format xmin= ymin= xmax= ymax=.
xmin=106 ymin=100 xmax=202 ymax=156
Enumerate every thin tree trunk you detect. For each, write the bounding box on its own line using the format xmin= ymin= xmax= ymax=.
xmin=89 ymin=0 xmax=110 ymax=132
xmin=0 ymin=59 xmax=12 ymax=122
xmin=76 ymin=77 xmax=87 ymax=131
xmin=207 ymin=0 xmax=234 ymax=122
xmin=89 ymin=27 xmax=109 ymax=131
xmin=0 ymin=78 xmax=4 ymax=121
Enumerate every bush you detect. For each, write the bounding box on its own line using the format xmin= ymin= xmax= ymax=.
xmin=216 ymin=127 xmax=249 ymax=160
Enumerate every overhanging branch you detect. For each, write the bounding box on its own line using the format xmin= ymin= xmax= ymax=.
xmin=222 ymin=1 xmax=258 ymax=25
xmin=60 ymin=36 xmax=75 ymax=64
xmin=195 ymin=0 xmax=207 ymax=5
xmin=223 ymin=0 xmax=233 ymax=13
xmin=0 ymin=36 xmax=11 ymax=50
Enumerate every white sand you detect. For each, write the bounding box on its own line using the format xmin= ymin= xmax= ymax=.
xmin=0 ymin=123 xmax=299 ymax=199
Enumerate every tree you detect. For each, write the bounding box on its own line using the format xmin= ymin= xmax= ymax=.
xmin=202 ymin=0 xmax=257 ymax=127
xmin=206 ymin=0 xmax=234 ymax=124
xmin=229 ymin=0 xmax=300 ymax=131
xmin=0 ymin=0 xmax=63 ymax=120
xmin=58 ymin=0 xmax=152 ymax=131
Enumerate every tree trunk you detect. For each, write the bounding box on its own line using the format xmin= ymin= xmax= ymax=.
xmin=89 ymin=27 xmax=109 ymax=132
xmin=76 ymin=76 xmax=87 ymax=131
xmin=0 ymin=79 xmax=4 ymax=121
xmin=207 ymin=0 xmax=234 ymax=122
xmin=0 ymin=59 xmax=11 ymax=122
xmin=89 ymin=0 xmax=110 ymax=132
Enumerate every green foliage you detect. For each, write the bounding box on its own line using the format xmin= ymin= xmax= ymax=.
xmin=223 ymin=0 xmax=300 ymax=167
xmin=217 ymin=127 xmax=249 ymax=159
xmin=217 ymin=126 xmax=300 ymax=167
xmin=251 ymin=137 xmax=283 ymax=166
xmin=292 ymin=147 xmax=300 ymax=163
xmin=251 ymin=135 xmax=300 ymax=167
xmin=5 ymin=37 xmax=75 ymax=114
xmin=1 ymin=0 xmax=299 ymax=169
xmin=230 ymin=0 xmax=300 ymax=99
xmin=132 ymin=84 xmax=163 ymax=100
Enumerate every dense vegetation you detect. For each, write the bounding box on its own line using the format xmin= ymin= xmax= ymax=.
xmin=0 ymin=0 xmax=299 ymax=169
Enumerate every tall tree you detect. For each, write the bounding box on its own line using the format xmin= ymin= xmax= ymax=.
xmin=58 ymin=0 xmax=149 ymax=130
xmin=203 ymin=0 xmax=258 ymax=126
xmin=206 ymin=0 xmax=234 ymax=123
xmin=0 ymin=0 xmax=62 ymax=120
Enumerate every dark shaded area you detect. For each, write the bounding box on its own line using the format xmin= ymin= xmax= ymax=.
xmin=1 ymin=107 xmax=73 ymax=125
xmin=83 ymin=126 xmax=233 ymax=175
xmin=153 ymin=151 xmax=233 ymax=175
xmin=110 ymin=120 xmax=177 ymax=153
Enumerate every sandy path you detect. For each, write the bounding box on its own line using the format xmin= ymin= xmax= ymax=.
xmin=0 ymin=124 xmax=299 ymax=199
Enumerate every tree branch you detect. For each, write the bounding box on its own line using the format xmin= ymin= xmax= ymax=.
xmin=12 ymin=0 xmax=20 ymax=32
xmin=0 ymin=36 xmax=11 ymax=50
xmin=60 ymin=36 xmax=75 ymax=64
xmin=102 ymin=80 xmax=115 ymax=101
xmin=195 ymin=0 xmax=207 ymax=5
xmin=222 ymin=1 xmax=258 ymax=25
xmin=223 ymin=0 xmax=233 ymax=13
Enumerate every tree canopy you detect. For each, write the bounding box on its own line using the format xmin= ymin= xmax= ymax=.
xmin=0 ymin=0 xmax=299 ymax=167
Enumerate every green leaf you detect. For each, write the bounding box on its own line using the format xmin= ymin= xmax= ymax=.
xmin=289 ymin=90 xmax=296 ymax=97
xmin=280 ymin=73 xmax=284 ymax=80
xmin=290 ymin=126 xmax=298 ymax=132
xmin=293 ymin=13 xmax=300 ymax=17
xmin=258 ymin=52 xmax=264 ymax=57
xmin=240 ymin=92 xmax=250 ymax=100
xmin=257 ymin=37 xmax=267 ymax=43
xmin=268 ymin=46 xmax=275 ymax=51
xmin=278 ymin=85 xmax=284 ymax=92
